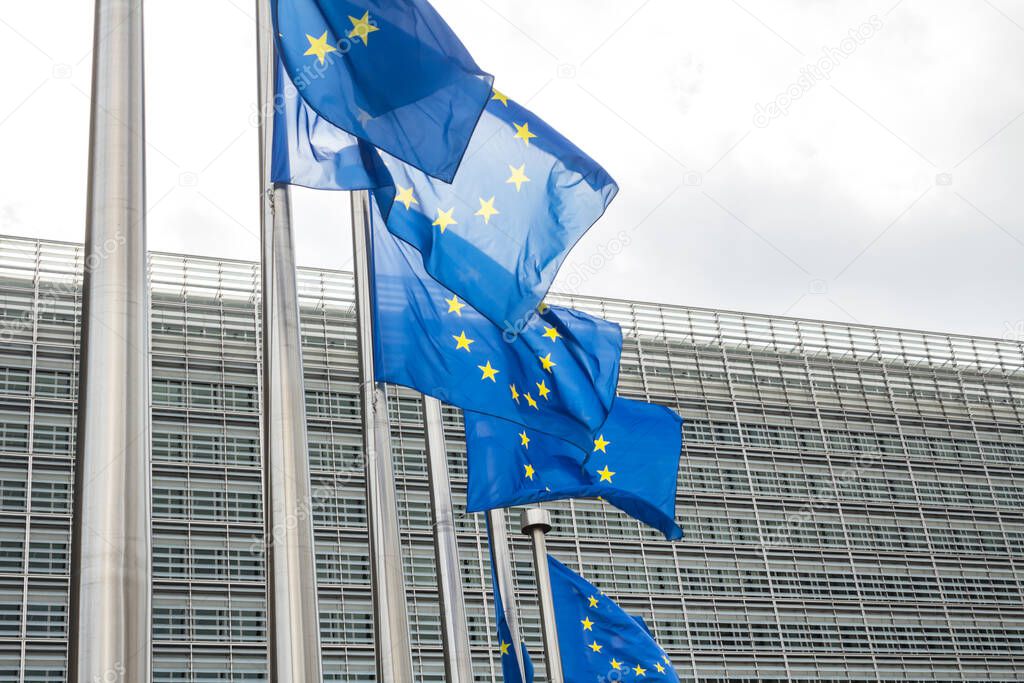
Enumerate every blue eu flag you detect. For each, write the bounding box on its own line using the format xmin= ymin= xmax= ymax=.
xmin=487 ymin=520 xmax=534 ymax=683
xmin=465 ymin=398 xmax=684 ymax=540
xmin=373 ymin=93 xmax=618 ymax=328
xmin=370 ymin=200 xmax=622 ymax=451
xmin=274 ymin=0 xmax=493 ymax=182
xmin=271 ymin=59 xmax=391 ymax=190
xmin=549 ymin=555 xmax=681 ymax=682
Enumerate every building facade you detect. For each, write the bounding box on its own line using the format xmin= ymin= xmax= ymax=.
xmin=0 ymin=234 xmax=1022 ymax=681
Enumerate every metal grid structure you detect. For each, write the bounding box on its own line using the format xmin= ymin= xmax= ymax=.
xmin=0 ymin=233 xmax=1022 ymax=681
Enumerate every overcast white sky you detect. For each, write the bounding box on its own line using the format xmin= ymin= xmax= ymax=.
xmin=1 ymin=0 xmax=1022 ymax=340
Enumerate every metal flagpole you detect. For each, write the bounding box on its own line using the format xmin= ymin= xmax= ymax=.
xmin=488 ymin=508 xmax=529 ymax=683
xmin=350 ymin=190 xmax=416 ymax=683
xmin=520 ymin=508 xmax=564 ymax=683
xmin=423 ymin=396 xmax=474 ymax=682
xmin=255 ymin=1 xmax=324 ymax=679
xmin=68 ymin=1 xmax=152 ymax=681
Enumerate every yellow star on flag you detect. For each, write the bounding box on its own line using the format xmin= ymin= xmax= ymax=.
xmin=513 ymin=122 xmax=537 ymax=145
xmin=498 ymin=640 xmax=511 ymax=656
xmin=524 ymin=393 xmax=539 ymax=410
xmin=492 ymin=89 xmax=509 ymax=106
xmin=588 ymin=641 xmax=603 ymax=653
xmin=348 ymin=11 xmax=380 ymax=45
xmin=510 ymin=384 xmax=520 ymax=403
xmin=433 ymin=207 xmax=457 ymax=233
xmin=581 ymin=617 xmax=594 ymax=631
xmin=539 ymin=353 xmax=557 ymax=373
xmin=663 ymin=655 xmax=671 ymax=665
xmin=506 ymin=164 xmax=530 ymax=192
xmin=475 ymin=196 xmax=499 ymax=224
xmin=395 ymin=185 xmax=418 ymax=210
xmin=537 ymin=301 xmax=550 ymax=314
xmin=524 ymin=464 xmax=536 ymax=480
xmin=633 ymin=665 xmax=647 ymax=677
xmin=655 ymin=663 xmax=666 ymax=674
xmin=445 ymin=295 xmax=465 ymax=316
xmin=536 ymin=380 xmax=551 ymax=400
xmin=593 ymin=435 xmax=611 ymax=453
xmin=453 ymin=331 xmax=474 ymax=352
xmin=588 ymin=595 xmax=599 ymax=608
xmin=478 ymin=361 xmax=499 ymax=382
xmin=611 ymin=660 xmax=623 ymax=671
xmin=542 ymin=326 xmax=561 ymax=342
xmin=519 ymin=431 xmax=530 ymax=448
xmin=597 ymin=465 xmax=615 ymax=483
xmin=304 ymin=32 xmax=337 ymax=65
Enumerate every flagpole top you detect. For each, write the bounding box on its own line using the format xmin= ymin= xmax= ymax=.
xmin=520 ymin=508 xmax=552 ymax=536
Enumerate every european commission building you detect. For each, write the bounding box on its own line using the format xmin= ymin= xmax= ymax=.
xmin=0 ymin=234 xmax=1022 ymax=682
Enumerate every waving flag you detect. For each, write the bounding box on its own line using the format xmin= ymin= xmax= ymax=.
xmin=549 ymin=555 xmax=681 ymax=682
xmin=274 ymin=0 xmax=493 ymax=181
xmin=371 ymin=201 xmax=622 ymax=451
xmin=271 ymin=59 xmax=390 ymax=190
xmin=466 ymin=398 xmax=684 ymax=540
xmin=373 ymin=93 xmax=618 ymax=328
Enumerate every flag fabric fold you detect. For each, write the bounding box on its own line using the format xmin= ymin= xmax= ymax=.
xmin=273 ymin=0 xmax=493 ymax=182
xmin=465 ymin=397 xmax=684 ymax=540
xmin=371 ymin=201 xmax=622 ymax=450
xmin=548 ymin=555 xmax=681 ymax=681
xmin=487 ymin=519 xmax=534 ymax=683
xmin=372 ymin=93 xmax=618 ymax=328
xmin=271 ymin=59 xmax=392 ymax=190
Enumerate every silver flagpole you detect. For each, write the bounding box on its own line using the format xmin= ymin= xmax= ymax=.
xmin=488 ymin=508 xmax=529 ymax=683
xmin=520 ymin=508 xmax=564 ymax=683
xmin=351 ymin=190 xmax=416 ymax=683
xmin=68 ymin=1 xmax=152 ymax=681
xmin=255 ymin=1 xmax=324 ymax=680
xmin=423 ymin=396 xmax=474 ymax=682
